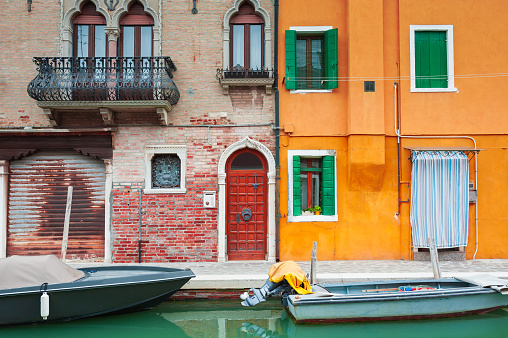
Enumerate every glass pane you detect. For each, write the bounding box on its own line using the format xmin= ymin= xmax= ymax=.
xmin=94 ymin=25 xmax=106 ymax=57
xmin=250 ymin=25 xmax=262 ymax=69
xmin=300 ymin=158 xmax=322 ymax=212
xmin=232 ymin=25 xmax=244 ymax=69
xmin=296 ymin=39 xmax=306 ymax=89
xmin=152 ymin=154 xmax=181 ymax=188
xmin=76 ymin=25 xmax=89 ymax=57
xmin=231 ymin=152 xmax=263 ymax=170
xmin=140 ymin=26 xmax=152 ymax=57
xmin=311 ymin=38 xmax=324 ymax=89
xmin=123 ymin=26 xmax=135 ymax=57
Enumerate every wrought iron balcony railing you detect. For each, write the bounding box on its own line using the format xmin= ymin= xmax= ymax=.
xmin=216 ymin=68 xmax=275 ymax=95
xmin=216 ymin=67 xmax=275 ymax=80
xmin=27 ymin=57 xmax=180 ymax=105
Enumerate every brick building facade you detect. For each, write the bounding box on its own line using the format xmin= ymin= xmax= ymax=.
xmin=0 ymin=0 xmax=276 ymax=263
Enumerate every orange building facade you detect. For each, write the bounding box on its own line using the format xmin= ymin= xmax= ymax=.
xmin=277 ymin=0 xmax=508 ymax=260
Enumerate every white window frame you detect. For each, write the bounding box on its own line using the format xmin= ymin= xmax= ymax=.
xmin=288 ymin=26 xmax=334 ymax=94
xmin=410 ymin=25 xmax=457 ymax=92
xmin=144 ymin=145 xmax=186 ymax=194
xmin=288 ymin=149 xmax=338 ymax=222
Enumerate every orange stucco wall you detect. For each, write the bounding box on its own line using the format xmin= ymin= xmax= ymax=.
xmin=278 ymin=0 xmax=508 ymax=260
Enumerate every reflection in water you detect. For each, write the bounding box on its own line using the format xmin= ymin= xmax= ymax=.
xmin=0 ymin=300 xmax=507 ymax=338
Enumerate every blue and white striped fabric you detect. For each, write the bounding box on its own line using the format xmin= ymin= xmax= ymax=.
xmin=410 ymin=151 xmax=469 ymax=248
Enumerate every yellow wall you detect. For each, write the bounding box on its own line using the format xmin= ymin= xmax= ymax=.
xmin=278 ymin=0 xmax=508 ymax=260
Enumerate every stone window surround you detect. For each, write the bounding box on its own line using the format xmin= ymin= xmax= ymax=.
xmin=220 ymin=0 xmax=274 ymax=95
xmin=60 ymin=0 xmax=161 ymax=57
xmin=144 ymin=145 xmax=187 ymax=194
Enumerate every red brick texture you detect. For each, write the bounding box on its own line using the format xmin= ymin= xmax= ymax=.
xmin=1 ymin=0 xmax=275 ymax=263
xmin=112 ymin=126 xmax=275 ymax=262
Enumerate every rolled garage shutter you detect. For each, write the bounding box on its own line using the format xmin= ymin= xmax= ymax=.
xmin=7 ymin=149 xmax=105 ymax=260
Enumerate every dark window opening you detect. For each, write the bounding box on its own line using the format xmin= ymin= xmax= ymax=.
xmin=228 ymin=2 xmax=265 ymax=78
xmin=230 ymin=152 xmax=263 ymax=170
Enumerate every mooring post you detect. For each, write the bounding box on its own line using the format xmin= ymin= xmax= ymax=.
xmin=61 ymin=186 xmax=73 ymax=261
xmin=310 ymin=241 xmax=317 ymax=284
xmin=429 ymin=237 xmax=442 ymax=279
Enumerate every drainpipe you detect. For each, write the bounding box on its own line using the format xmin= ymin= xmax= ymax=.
xmin=274 ymin=0 xmax=280 ymax=261
xmin=138 ymin=188 xmax=142 ymax=263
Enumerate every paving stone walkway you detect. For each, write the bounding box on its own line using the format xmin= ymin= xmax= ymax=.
xmin=71 ymin=259 xmax=508 ymax=290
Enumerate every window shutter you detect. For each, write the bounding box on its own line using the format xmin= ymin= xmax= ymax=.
xmin=415 ymin=31 xmax=447 ymax=88
xmin=321 ymin=156 xmax=335 ymax=215
xmin=292 ymin=156 xmax=301 ymax=215
xmin=324 ymin=28 xmax=338 ymax=89
xmin=285 ymin=30 xmax=297 ymax=90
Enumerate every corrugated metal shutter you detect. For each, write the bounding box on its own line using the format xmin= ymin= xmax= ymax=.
xmin=7 ymin=149 xmax=105 ymax=260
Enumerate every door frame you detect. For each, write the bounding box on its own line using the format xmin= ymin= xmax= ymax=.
xmin=226 ymin=148 xmax=268 ymax=260
xmin=217 ymin=137 xmax=275 ymax=262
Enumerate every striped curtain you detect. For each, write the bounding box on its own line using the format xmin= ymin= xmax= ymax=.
xmin=410 ymin=151 xmax=469 ymax=248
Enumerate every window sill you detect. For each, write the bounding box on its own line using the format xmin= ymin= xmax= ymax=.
xmin=144 ymin=188 xmax=186 ymax=195
xmin=219 ymin=78 xmax=274 ymax=95
xmin=288 ymin=214 xmax=338 ymax=223
xmin=290 ymin=89 xmax=333 ymax=94
xmin=410 ymin=87 xmax=458 ymax=93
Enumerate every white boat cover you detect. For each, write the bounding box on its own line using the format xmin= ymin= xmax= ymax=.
xmin=456 ymin=274 xmax=508 ymax=295
xmin=0 ymin=255 xmax=85 ymax=290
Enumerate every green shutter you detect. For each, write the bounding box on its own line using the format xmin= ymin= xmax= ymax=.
xmin=321 ymin=156 xmax=335 ymax=215
xmin=415 ymin=31 xmax=447 ymax=89
xmin=293 ymin=156 xmax=301 ymax=215
xmin=324 ymin=28 xmax=338 ymax=89
xmin=285 ymin=30 xmax=297 ymax=90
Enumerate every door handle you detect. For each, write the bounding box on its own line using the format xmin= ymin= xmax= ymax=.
xmin=236 ymin=213 xmax=240 ymax=223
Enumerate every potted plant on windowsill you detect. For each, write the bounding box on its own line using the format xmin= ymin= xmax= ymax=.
xmin=313 ymin=206 xmax=322 ymax=215
xmin=303 ymin=207 xmax=314 ymax=216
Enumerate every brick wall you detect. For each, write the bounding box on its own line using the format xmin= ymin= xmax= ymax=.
xmin=0 ymin=0 xmax=60 ymax=127
xmin=1 ymin=0 xmax=276 ymax=263
xmin=111 ymin=126 xmax=275 ymax=263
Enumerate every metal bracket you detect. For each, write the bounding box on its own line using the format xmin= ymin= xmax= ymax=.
xmin=104 ymin=0 xmax=119 ymax=11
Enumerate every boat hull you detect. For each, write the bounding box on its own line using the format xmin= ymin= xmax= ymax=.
xmin=0 ymin=265 xmax=194 ymax=326
xmin=286 ymin=279 xmax=508 ymax=323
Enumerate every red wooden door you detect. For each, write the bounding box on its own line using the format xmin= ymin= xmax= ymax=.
xmin=226 ymin=149 xmax=267 ymax=260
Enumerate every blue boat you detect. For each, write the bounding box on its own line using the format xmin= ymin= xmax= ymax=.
xmin=286 ymin=276 xmax=508 ymax=323
xmin=240 ymin=261 xmax=508 ymax=323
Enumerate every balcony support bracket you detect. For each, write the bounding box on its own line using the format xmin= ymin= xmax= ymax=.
xmin=219 ymin=78 xmax=274 ymax=95
xmin=42 ymin=108 xmax=60 ymax=127
xmin=157 ymin=106 xmax=171 ymax=126
xmin=100 ymin=108 xmax=115 ymax=125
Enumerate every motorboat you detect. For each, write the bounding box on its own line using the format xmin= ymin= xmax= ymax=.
xmin=241 ymin=261 xmax=508 ymax=323
xmin=0 ymin=255 xmax=195 ymax=325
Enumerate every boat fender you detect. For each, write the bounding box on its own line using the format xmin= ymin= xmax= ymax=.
xmin=40 ymin=283 xmax=49 ymax=320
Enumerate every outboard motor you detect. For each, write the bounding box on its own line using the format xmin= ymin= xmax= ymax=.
xmin=241 ymin=278 xmax=290 ymax=307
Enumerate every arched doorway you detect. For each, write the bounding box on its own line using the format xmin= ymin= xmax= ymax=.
xmin=226 ymin=149 xmax=268 ymax=260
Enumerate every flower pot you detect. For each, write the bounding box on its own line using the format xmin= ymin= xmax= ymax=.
xmin=314 ymin=211 xmax=321 ymax=215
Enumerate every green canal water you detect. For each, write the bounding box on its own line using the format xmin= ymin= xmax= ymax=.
xmin=1 ymin=299 xmax=507 ymax=338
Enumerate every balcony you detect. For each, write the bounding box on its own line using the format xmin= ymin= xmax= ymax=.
xmin=27 ymin=57 xmax=180 ymax=126
xmin=216 ymin=68 xmax=275 ymax=95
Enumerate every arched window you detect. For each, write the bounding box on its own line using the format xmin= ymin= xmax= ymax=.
xmin=119 ymin=2 xmax=154 ymax=57
xmin=230 ymin=2 xmax=264 ymax=70
xmin=72 ymin=2 xmax=107 ymax=57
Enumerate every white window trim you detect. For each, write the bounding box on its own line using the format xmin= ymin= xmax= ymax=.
xmin=410 ymin=25 xmax=457 ymax=93
xmin=144 ymin=145 xmax=186 ymax=194
xmin=288 ymin=26 xmax=334 ymax=94
xmin=288 ymin=149 xmax=338 ymax=223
